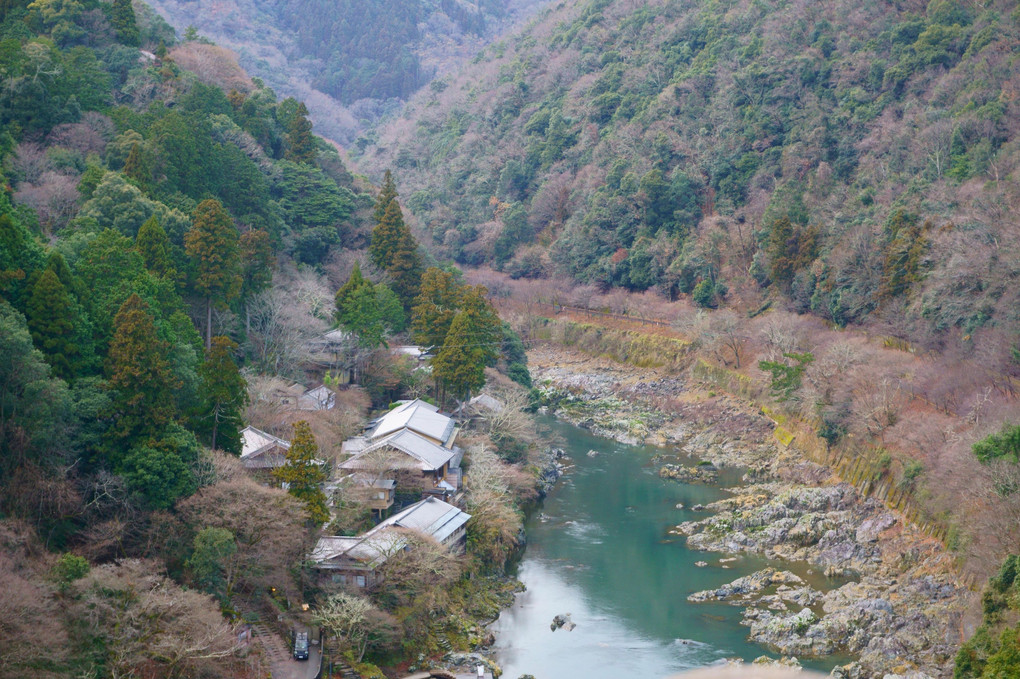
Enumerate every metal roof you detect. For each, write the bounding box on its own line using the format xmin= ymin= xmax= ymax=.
xmin=310 ymin=498 xmax=470 ymax=568
xmin=379 ymin=497 xmax=471 ymax=545
xmin=340 ymin=429 xmax=457 ymax=472
xmin=368 ymin=399 xmax=454 ymax=444
xmin=240 ymin=426 xmax=291 ymax=468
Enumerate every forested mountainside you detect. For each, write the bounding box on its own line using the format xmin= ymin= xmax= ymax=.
xmin=144 ymin=0 xmax=548 ymax=143
xmin=0 ymin=0 xmax=537 ymax=675
xmin=363 ymin=0 xmax=1020 ymax=354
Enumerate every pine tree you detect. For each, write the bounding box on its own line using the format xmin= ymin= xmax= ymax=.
xmin=110 ymin=0 xmax=140 ymax=46
xmin=197 ymin=336 xmax=248 ymax=454
xmin=285 ymin=102 xmax=316 ymax=164
xmin=136 ymin=215 xmax=178 ymax=283
xmin=273 ymin=421 xmax=329 ymax=524
xmin=372 ymin=170 xmax=398 ymax=224
xmin=25 ymin=268 xmax=76 ymax=380
xmin=185 ymin=199 xmax=241 ymax=350
xmin=369 ymin=199 xmax=409 ymax=271
xmin=411 ymin=267 xmax=463 ymax=349
xmin=104 ymin=294 xmax=179 ymax=447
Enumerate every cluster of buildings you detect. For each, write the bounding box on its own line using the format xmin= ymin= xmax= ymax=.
xmin=240 ymin=393 xmax=471 ymax=589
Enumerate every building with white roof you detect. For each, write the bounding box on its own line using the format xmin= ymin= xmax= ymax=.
xmin=240 ymin=426 xmax=291 ymax=469
xmin=339 ymin=399 xmax=463 ymax=497
xmin=310 ymin=497 xmax=470 ymax=588
xmin=366 ymin=399 xmax=456 ymax=446
xmin=298 ymin=384 xmax=336 ymax=411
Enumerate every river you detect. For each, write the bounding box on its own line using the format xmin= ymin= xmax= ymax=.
xmin=491 ymin=417 xmax=846 ymax=678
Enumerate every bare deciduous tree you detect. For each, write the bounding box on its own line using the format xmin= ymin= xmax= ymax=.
xmin=313 ymin=591 xmax=375 ymax=662
xmin=72 ymin=559 xmax=242 ymax=678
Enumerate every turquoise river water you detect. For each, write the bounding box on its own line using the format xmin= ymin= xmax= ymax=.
xmin=491 ymin=417 xmax=845 ymax=678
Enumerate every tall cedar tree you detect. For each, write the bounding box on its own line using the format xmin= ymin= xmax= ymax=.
xmin=239 ymin=228 xmax=274 ymax=334
xmin=104 ymin=294 xmax=179 ymax=447
xmin=136 ymin=215 xmax=178 ymax=283
xmin=766 ymin=216 xmax=818 ymax=292
xmin=335 ymin=261 xmax=371 ymax=310
xmin=196 ymin=336 xmax=247 ymax=454
xmin=122 ymin=143 xmax=149 ymax=186
xmin=0 ymin=212 xmax=44 ymax=304
xmin=273 ymin=421 xmax=329 ymax=524
xmin=45 ymin=252 xmax=82 ymax=301
xmin=387 ymin=230 xmax=423 ymax=310
xmin=110 ymin=0 xmax=140 ymax=46
xmin=285 ymin=102 xmax=316 ymax=164
xmin=25 ymin=268 xmax=76 ymax=380
xmin=431 ymin=286 xmax=500 ymax=404
xmin=369 ymin=199 xmax=407 ymax=271
xmin=411 ymin=267 xmax=463 ymax=348
xmin=185 ymin=199 xmax=241 ymax=349
xmin=372 ymin=170 xmax=398 ymax=224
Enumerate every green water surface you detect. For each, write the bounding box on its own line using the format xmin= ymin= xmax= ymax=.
xmin=491 ymin=416 xmax=847 ymax=678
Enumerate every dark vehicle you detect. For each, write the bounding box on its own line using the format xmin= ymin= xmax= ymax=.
xmin=293 ymin=631 xmax=309 ymax=661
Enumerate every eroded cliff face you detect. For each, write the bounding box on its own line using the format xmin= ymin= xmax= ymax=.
xmin=528 ymin=344 xmax=971 ymax=679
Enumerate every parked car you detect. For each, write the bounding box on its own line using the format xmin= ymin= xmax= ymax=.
xmin=293 ymin=631 xmax=309 ymax=660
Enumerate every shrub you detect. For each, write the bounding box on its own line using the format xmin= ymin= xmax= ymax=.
xmin=51 ymin=553 xmax=90 ymax=586
xmin=973 ymin=425 xmax=1020 ymax=464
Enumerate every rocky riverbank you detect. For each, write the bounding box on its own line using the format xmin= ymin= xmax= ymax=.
xmin=528 ymin=346 xmax=970 ymax=679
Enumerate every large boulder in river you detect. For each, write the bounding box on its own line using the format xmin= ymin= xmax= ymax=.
xmin=550 ymin=613 xmax=576 ymax=631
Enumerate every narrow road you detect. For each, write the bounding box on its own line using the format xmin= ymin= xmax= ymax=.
xmin=251 ymin=622 xmax=322 ymax=679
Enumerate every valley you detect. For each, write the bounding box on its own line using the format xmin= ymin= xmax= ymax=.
xmin=1 ymin=0 xmax=1019 ymax=677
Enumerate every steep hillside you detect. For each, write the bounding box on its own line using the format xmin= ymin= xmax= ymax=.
xmin=363 ymin=0 xmax=1020 ymax=359
xmin=143 ymin=0 xmax=548 ymax=143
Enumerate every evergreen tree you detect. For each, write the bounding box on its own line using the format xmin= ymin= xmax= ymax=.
xmin=411 ymin=267 xmax=463 ymax=348
xmin=387 ymin=230 xmax=424 ymax=310
xmin=25 ymin=268 xmax=76 ymax=380
xmin=40 ymin=253 xmax=98 ymax=377
xmin=239 ymin=228 xmax=274 ymax=335
xmin=372 ymin=169 xmax=398 ymax=224
xmin=369 ymin=199 xmax=409 ymax=271
xmin=185 ymin=199 xmax=242 ymax=350
xmin=431 ymin=286 xmax=500 ymax=405
xmin=766 ymin=216 xmax=796 ymax=289
xmin=334 ymin=261 xmax=372 ymax=314
xmin=285 ymin=102 xmax=316 ymax=164
xmin=136 ymin=215 xmax=178 ymax=283
xmin=104 ymin=294 xmax=179 ymax=447
xmin=431 ymin=312 xmax=484 ymax=406
xmin=44 ymin=252 xmax=80 ymax=299
xmin=196 ymin=336 xmax=248 ymax=454
xmin=273 ymin=421 xmax=329 ymax=524
xmin=335 ymin=264 xmax=405 ymax=348
xmin=110 ymin=0 xmax=140 ymax=46
xmin=122 ymin=142 xmax=149 ymax=186
xmin=0 ymin=212 xmax=44 ymax=307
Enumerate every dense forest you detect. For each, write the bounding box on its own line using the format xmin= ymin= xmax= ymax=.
xmin=364 ymin=0 xmax=1020 ymax=360
xmin=143 ymin=0 xmax=548 ymax=143
xmin=0 ymin=0 xmax=539 ymax=675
